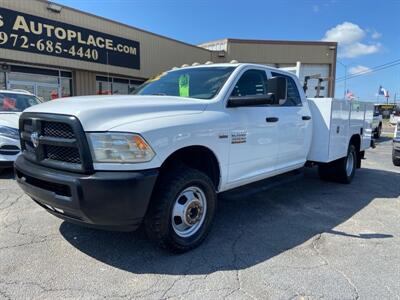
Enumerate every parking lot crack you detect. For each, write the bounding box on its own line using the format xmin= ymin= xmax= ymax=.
xmin=311 ymin=233 xmax=360 ymax=300
xmin=221 ymin=228 xmax=257 ymax=300
xmin=0 ymin=234 xmax=59 ymax=251
xmin=0 ymin=194 xmax=23 ymax=212
xmin=0 ymin=278 xmax=121 ymax=298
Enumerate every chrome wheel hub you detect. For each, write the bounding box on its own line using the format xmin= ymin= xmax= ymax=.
xmin=346 ymin=151 xmax=355 ymax=176
xmin=171 ymin=186 xmax=207 ymax=238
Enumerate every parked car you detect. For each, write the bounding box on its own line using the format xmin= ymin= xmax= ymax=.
xmin=0 ymin=90 xmax=41 ymax=172
xmin=393 ymin=122 xmax=400 ymax=166
xmin=14 ymin=63 xmax=373 ymax=252
xmin=372 ymin=104 xmax=383 ymax=138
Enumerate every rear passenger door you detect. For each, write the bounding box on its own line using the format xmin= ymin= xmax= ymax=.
xmin=270 ymin=72 xmax=312 ymax=170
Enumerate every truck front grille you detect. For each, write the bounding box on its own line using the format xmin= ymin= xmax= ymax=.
xmin=44 ymin=145 xmax=81 ymax=164
xmin=42 ymin=121 xmax=75 ymax=139
xmin=19 ymin=113 xmax=93 ymax=173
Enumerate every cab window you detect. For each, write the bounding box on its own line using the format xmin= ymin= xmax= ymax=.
xmin=231 ymin=69 xmax=268 ymax=97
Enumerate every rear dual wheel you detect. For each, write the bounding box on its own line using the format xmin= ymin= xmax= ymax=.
xmin=318 ymin=144 xmax=357 ymax=184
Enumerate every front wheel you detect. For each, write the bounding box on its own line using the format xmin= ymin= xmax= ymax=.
xmin=145 ymin=166 xmax=216 ymax=253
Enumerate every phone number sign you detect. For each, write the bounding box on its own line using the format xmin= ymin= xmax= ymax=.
xmin=0 ymin=7 xmax=140 ymax=69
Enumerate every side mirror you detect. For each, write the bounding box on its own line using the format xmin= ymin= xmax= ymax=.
xmin=267 ymin=76 xmax=287 ymax=104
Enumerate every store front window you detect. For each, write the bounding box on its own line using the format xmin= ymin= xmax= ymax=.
xmin=8 ymin=72 xmax=59 ymax=85
xmin=5 ymin=65 xmax=72 ymax=101
xmin=113 ymin=78 xmax=129 ymax=95
xmin=96 ymin=76 xmax=143 ymax=95
xmin=61 ymin=77 xmax=73 ymax=98
xmin=96 ymin=77 xmax=112 ymax=95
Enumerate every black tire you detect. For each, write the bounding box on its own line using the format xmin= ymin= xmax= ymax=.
xmin=318 ymin=144 xmax=357 ymax=184
xmin=393 ymin=149 xmax=400 ymax=166
xmin=318 ymin=163 xmax=334 ymax=181
xmin=374 ymin=124 xmax=382 ymax=139
xmin=144 ymin=166 xmax=216 ymax=253
xmin=335 ymin=144 xmax=357 ymax=184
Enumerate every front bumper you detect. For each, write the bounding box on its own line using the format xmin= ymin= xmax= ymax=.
xmin=15 ymin=155 xmax=158 ymax=231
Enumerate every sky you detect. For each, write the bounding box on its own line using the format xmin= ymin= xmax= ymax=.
xmin=55 ymin=0 xmax=400 ymax=102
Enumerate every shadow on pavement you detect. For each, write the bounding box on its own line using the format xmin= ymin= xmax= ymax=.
xmin=327 ymin=230 xmax=393 ymax=239
xmin=374 ymin=136 xmax=393 ymax=144
xmin=59 ymin=167 xmax=399 ymax=275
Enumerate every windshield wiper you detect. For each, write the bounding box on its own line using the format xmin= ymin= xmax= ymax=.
xmin=150 ymin=93 xmax=167 ymax=96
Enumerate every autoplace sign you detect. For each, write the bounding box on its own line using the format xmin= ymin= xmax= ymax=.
xmin=0 ymin=7 xmax=140 ymax=69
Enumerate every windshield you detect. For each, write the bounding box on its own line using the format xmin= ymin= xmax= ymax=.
xmin=0 ymin=93 xmax=41 ymax=112
xmin=135 ymin=67 xmax=236 ymax=99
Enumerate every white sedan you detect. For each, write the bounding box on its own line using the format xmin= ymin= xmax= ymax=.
xmin=0 ymin=90 xmax=41 ymax=171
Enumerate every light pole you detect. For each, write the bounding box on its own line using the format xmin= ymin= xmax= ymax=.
xmin=337 ymin=60 xmax=348 ymax=99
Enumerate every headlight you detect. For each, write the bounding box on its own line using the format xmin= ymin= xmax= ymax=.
xmin=396 ymin=123 xmax=400 ymax=138
xmin=87 ymin=132 xmax=155 ymax=163
xmin=0 ymin=126 xmax=19 ymax=140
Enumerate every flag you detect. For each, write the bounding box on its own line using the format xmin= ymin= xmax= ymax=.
xmin=384 ymin=90 xmax=389 ymax=98
xmin=378 ymin=86 xmax=389 ymax=97
xmin=346 ymin=89 xmax=355 ymax=100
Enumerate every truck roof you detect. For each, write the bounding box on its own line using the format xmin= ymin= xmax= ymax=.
xmin=170 ymin=63 xmax=294 ymax=76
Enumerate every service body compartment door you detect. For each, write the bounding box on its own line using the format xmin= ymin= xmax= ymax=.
xmin=307 ymin=98 xmax=332 ymax=162
xmin=328 ymin=100 xmax=350 ymax=161
xmin=307 ymin=98 xmax=373 ymax=163
xmin=307 ymin=98 xmax=351 ymax=163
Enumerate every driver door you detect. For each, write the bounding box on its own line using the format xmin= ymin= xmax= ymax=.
xmin=226 ymin=68 xmax=280 ymax=187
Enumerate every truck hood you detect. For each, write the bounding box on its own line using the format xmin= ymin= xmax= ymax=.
xmin=24 ymin=95 xmax=208 ymax=131
xmin=0 ymin=112 xmax=21 ymax=129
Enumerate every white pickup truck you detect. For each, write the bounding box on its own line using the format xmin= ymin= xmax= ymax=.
xmin=15 ymin=63 xmax=373 ymax=252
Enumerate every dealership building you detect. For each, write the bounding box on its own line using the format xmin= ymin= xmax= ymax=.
xmin=0 ymin=0 xmax=337 ymax=101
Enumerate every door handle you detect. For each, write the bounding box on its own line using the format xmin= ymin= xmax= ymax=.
xmin=266 ymin=117 xmax=279 ymax=123
xmin=302 ymin=116 xmax=312 ymax=121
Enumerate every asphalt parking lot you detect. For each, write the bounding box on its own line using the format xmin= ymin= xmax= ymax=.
xmin=1 ymin=138 xmax=399 ymax=299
